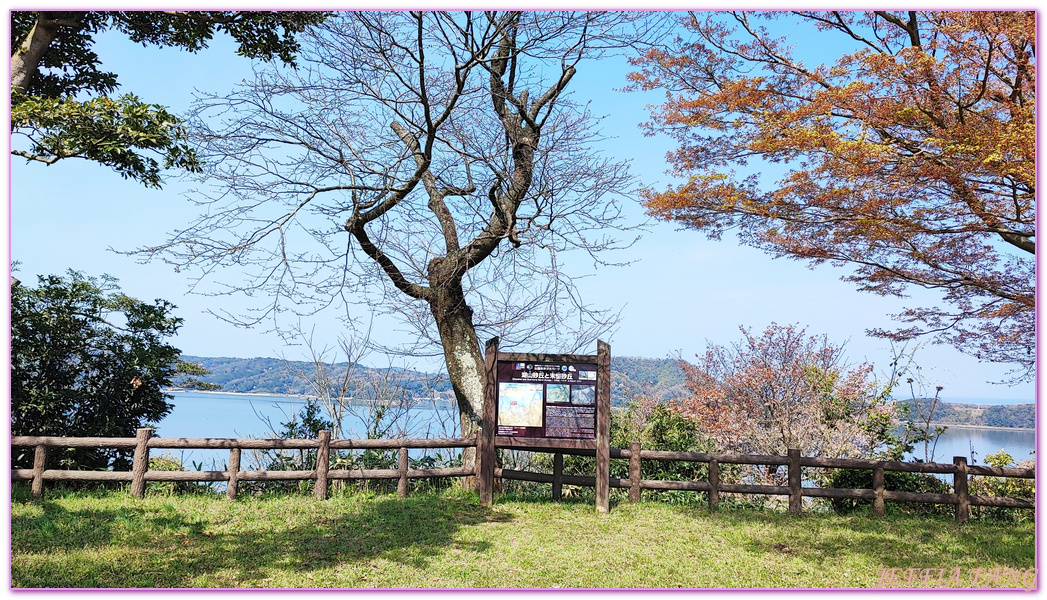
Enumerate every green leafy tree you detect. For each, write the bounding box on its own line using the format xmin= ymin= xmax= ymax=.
xmin=10 ymin=10 xmax=328 ymax=187
xmin=171 ymin=359 xmax=221 ymax=391
xmin=11 ymin=271 xmax=185 ymax=470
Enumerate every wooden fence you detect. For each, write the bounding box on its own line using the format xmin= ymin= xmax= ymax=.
xmin=11 ymin=428 xmax=475 ymax=500
xmin=11 ymin=431 xmax=1034 ymax=522
xmin=498 ymin=445 xmax=1035 ymax=522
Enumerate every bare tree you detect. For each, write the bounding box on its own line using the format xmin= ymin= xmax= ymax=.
xmin=138 ymin=12 xmax=659 ymax=464
xmin=283 ymin=322 xmax=455 ymax=440
xmin=280 ymin=324 xmax=454 ymax=493
xmin=282 ymin=330 xmax=355 ymax=441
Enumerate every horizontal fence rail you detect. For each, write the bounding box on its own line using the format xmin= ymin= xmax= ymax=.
xmin=11 ymin=431 xmax=1034 ymax=522
xmin=12 ymin=429 xmax=478 ymax=500
xmin=497 ymin=444 xmax=1035 ymax=522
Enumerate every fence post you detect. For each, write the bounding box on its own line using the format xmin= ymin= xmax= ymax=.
xmin=787 ymin=448 xmax=802 ymax=515
xmin=708 ymin=459 xmax=719 ymax=511
xmin=397 ymin=446 xmax=410 ymax=498
xmin=315 ymin=430 xmax=331 ymax=500
xmin=628 ymin=442 xmax=641 ymax=502
xmin=552 ymin=453 xmax=564 ymax=501
xmin=31 ymin=444 xmax=48 ymax=499
xmin=953 ymin=456 xmax=970 ymax=523
xmin=873 ymin=466 xmax=885 ymax=517
xmin=227 ymin=447 xmax=241 ymax=500
xmin=595 ymin=340 xmax=611 ymax=514
xmin=478 ymin=337 xmax=499 ymax=506
xmin=130 ymin=428 xmax=153 ymax=498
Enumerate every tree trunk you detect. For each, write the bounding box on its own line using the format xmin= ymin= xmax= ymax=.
xmin=429 ymin=284 xmax=486 ymax=470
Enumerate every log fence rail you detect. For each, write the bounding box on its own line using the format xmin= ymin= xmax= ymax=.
xmin=13 ymin=429 xmax=475 ymax=501
xmin=507 ymin=445 xmax=1035 ymax=522
xmin=11 ymin=430 xmax=1034 ymax=522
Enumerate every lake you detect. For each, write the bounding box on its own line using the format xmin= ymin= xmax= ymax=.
xmin=155 ymin=392 xmax=1035 ymax=470
xmin=153 ymin=391 xmax=461 ymax=469
xmin=906 ymin=425 xmax=1035 ymax=465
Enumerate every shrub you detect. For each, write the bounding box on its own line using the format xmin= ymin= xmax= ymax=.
xmin=147 ymin=453 xmax=214 ymax=495
xmin=508 ymin=401 xmax=717 ymax=504
xmin=828 ymin=467 xmax=951 ymax=515
xmin=969 ymin=450 xmax=1035 ymax=522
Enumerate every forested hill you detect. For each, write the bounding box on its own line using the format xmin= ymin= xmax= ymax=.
xmin=610 ymin=356 xmax=688 ymax=404
xmin=178 ymin=355 xmax=1032 ymax=428
xmin=178 ymin=355 xmax=451 ymax=398
xmin=898 ymin=398 xmax=1035 ymax=430
xmin=179 ymin=355 xmax=687 ymax=406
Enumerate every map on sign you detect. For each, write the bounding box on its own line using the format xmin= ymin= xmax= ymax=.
xmin=546 ymin=384 xmax=571 ymax=404
xmin=497 ymin=382 xmax=544 ymax=427
xmin=496 ymin=359 xmax=599 ymax=438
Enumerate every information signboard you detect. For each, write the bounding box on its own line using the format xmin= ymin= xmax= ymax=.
xmin=495 ymin=360 xmax=598 ymax=439
xmin=478 ymin=337 xmax=611 ymax=511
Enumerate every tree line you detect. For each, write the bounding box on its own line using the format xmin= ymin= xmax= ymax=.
xmin=180 ymin=354 xmax=1034 ymax=430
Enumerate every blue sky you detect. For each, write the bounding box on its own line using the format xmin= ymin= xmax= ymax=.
xmin=6 ymin=12 xmax=1038 ymax=403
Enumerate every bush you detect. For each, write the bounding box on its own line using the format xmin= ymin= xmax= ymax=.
xmin=242 ymin=399 xmax=333 ymax=495
xmin=242 ymin=398 xmax=463 ymax=497
xmin=969 ymin=450 xmax=1034 ymax=522
xmin=407 ymin=451 xmax=464 ymax=494
xmin=147 ymin=453 xmax=214 ymax=495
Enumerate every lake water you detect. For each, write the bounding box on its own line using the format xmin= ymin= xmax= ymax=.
xmin=906 ymin=425 xmax=1035 ymax=465
xmin=153 ymin=391 xmax=460 ymax=470
xmin=156 ymin=392 xmax=1035 ymax=471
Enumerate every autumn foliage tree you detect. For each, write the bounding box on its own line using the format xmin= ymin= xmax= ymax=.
xmin=675 ymin=324 xmax=892 ymax=467
xmin=631 ymin=11 xmax=1034 ymax=382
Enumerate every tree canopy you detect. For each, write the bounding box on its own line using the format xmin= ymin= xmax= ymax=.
xmin=10 ymin=10 xmax=327 ymax=187
xmin=11 ymin=271 xmax=186 ymax=470
xmin=630 ymin=11 xmax=1034 ymax=382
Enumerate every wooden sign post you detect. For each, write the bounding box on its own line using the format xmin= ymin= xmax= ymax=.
xmin=477 ymin=337 xmax=500 ymax=506
xmin=595 ymin=339 xmax=611 ymax=513
xmin=477 ymin=338 xmax=611 ymax=513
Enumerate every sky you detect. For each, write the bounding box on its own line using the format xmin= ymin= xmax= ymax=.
xmin=6 ymin=10 xmax=1039 ymax=403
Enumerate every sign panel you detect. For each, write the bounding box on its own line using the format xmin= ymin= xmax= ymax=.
xmin=495 ymin=360 xmax=598 ymax=439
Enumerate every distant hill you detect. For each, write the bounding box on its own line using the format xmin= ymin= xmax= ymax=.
xmin=610 ymin=356 xmax=688 ymax=405
xmin=897 ymin=398 xmax=1034 ymax=429
xmin=181 ymin=354 xmax=687 ymax=407
xmin=179 ymin=355 xmax=454 ymax=398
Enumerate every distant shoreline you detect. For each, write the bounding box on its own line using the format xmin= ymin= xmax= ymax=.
xmin=166 ymin=389 xmax=312 ymax=400
xmin=929 ymin=423 xmax=1035 ymax=432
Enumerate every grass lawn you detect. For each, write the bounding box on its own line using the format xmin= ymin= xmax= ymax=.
xmin=10 ymin=485 xmax=1035 ymax=589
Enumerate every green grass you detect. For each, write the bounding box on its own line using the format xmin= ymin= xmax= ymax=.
xmin=11 ymin=485 xmax=1035 ymax=589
